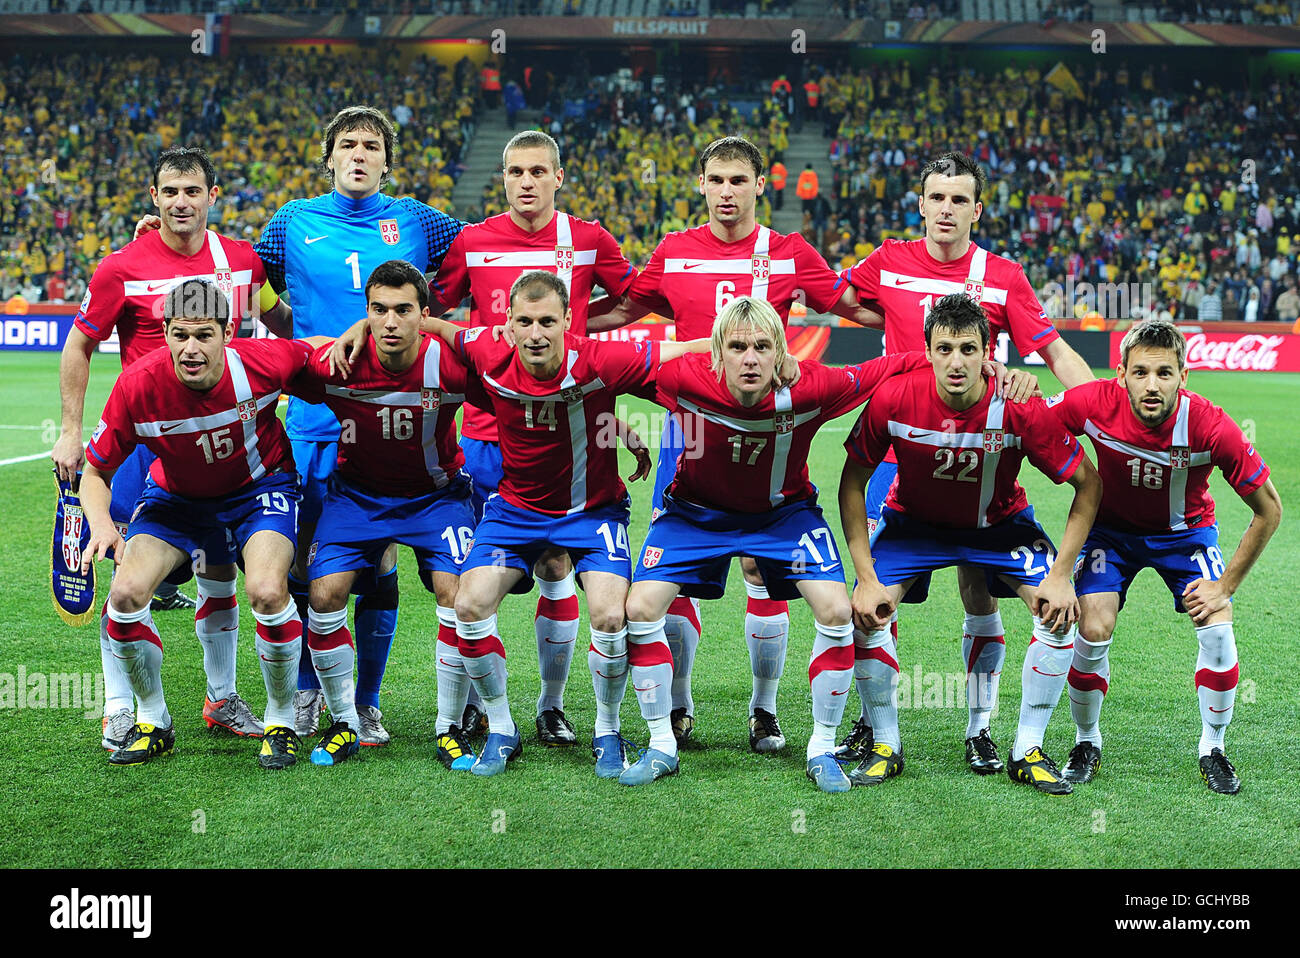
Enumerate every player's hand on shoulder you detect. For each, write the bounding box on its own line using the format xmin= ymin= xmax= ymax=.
xmin=329 ymin=318 xmax=369 ymax=378
xmin=776 ymin=353 xmax=801 ymax=388
xmin=1033 ymin=574 xmax=1079 ymax=634
xmin=851 ymin=579 xmax=895 ymax=633
xmin=490 ymin=323 xmax=514 ymax=346
xmin=51 ymin=433 xmax=85 ymax=482
xmin=133 ymin=215 xmax=162 ymax=241
xmin=1182 ymin=577 xmax=1230 ymax=625
xmin=984 ymin=361 xmax=1040 ymax=403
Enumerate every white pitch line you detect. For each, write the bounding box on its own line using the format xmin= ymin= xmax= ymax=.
xmin=0 ymin=451 xmax=53 ymax=467
xmin=0 ymin=425 xmax=50 ymax=430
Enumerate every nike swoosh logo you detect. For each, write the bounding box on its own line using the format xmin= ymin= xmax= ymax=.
xmin=466 ymin=671 xmax=491 ymax=681
xmin=1208 ymin=705 xmax=1232 ymax=713
xmin=1032 ymin=667 xmax=1067 ymax=676
xmin=749 ymin=633 xmax=773 ymax=641
xmin=819 ymin=564 xmax=838 ymax=572
xmin=345 ymin=390 xmax=374 ymax=398
xmin=146 ymin=282 xmax=173 ymax=293
xmin=830 ymin=689 xmax=846 ymax=695
xmin=632 ymin=683 xmax=661 ymax=692
xmin=219 ymin=626 xmax=238 ymax=632
xmin=316 ymin=663 xmax=341 ymax=673
xmin=483 ymin=255 xmax=505 ymax=263
xmin=682 ymin=262 xmax=702 ymax=270
xmin=438 ymin=658 xmax=457 ymax=667
xmin=543 ymin=637 xmax=574 ymax=645
xmin=159 ymin=422 xmax=185 ymax=433
xmin=907 ymin=430 xmax=930 ymax=439
xmin=304 ymin=235 xmax=328 ymax=245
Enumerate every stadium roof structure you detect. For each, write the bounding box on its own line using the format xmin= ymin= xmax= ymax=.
xmin=3 ymin=13 xmax=1300 ymax=45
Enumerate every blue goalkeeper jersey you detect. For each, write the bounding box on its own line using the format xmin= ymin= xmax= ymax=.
xmin=256 ymin=190 xmax=464 ymax=441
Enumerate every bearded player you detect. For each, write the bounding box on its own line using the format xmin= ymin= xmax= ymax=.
xmin=839 ymin=294 xmax=1101 ymax=794
xmin=57 ymin=146 xmax=289 ymax=748
xmin=1046 ymin=319 xmax=1280 ymax=793
xmin=836 ymin=152 xmax=1095 ymax=775
xmin=79 ymin=280 xmax=328 ymax=769
xmin=593 ymin=134 xmax=879 ymax=754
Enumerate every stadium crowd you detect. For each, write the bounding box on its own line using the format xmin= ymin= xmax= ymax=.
xmin=811 ymin=59 xmax=1300 ymax=321
xmin=0 ymin=48 xmax=480 ymax=303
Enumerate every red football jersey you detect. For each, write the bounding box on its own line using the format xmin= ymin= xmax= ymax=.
xmin=87 ymin=338 xmax=312 ymax=499
xmin=655 ymin=351 xmax=927 ymax=513
xmin=74 ymin=230 xmax=266 ymax=368
xmin=844 ymin=239 xmax=1059 ymax=357
xmin=292 ymin=335 xmax=473 ymax=496
xmin=845 ymin=368 xmax=1085 ymax=528
xmin=627 ymin=223 xmax=847 ymax=340
xmin=431 ymin=211 xmax=638 ymax=443
xmin=454 ymin=327 xmax=660 ymax=516
xmin=1047 ymin=378 xmax=1269 ymax=533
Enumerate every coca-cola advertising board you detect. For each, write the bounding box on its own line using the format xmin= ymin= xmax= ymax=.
xmin=1109 ymin=331 xmax=1300 ymax=372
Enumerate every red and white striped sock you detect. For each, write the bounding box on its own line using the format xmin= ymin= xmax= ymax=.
xmin=588 ymin=626 xmax=629 ymax=737
xmin=664 ymin=595 xmax=700 ymax=714
xmin=535 ymin=572 xmax=579 ymax=714
xmin=627 ymin=617 xmax=675 ymax=755
xmin=745 ymin=581 xmax=788 ymax=715
xmin=307 ymin=606 xmax=358 ymax=731
xmin=962 ymin=611 xmax=1006 ymax=738
xmin=106 ymin=601 xmax=169 ymax=728
xmin=434 ymin=605 xmax=468 ymax=736
xmin=195 ymin=575 xmax=239 ymax=702
xmin=856 ymin=626 xmax=900 ymax=750
xmin=1194 ymin=622 xmax=1238 ymax=756
xmin=254 ymin=600 xmax=303 ymax=730
xmin=458 ymin=614 xmax=512 ymax=734
xmin=808 ymin=620 xmax=853 ymax=758
xmin=1068 ymin=633 xmax=1112 ymax=746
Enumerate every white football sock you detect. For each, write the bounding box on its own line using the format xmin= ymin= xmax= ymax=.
xmin=195 ymin=575 xmax=239 ymax=701
xmin=535 ymin=572 xmax=579 ymax=714
xmin=253 ymin=600 xmax=302 ymax=730
xmin=664 ymin=595 xmax=699 ymax=714
xmin=434 ymin=605 xmax=469 ymax=735
xmin=745 ymin=581 xmax=788 ymax=715
xmin=1012 ymin=619 xmax=1075 ymax=760
xmin=961 ymin=610 xmax=1005 ymax=738
xmin=458 ymin=614 xmax=512 ymax=734
xmin=627 ymin=617 xmax=676 ymax=756
xmin=105 ymin=601 xmax=169 ymax=728
xmin=1068 ymin=632 xmax=1112 ymax=746
xmin=307 ymin=606 xmax=358 ymax=732
xmin=99 ymin=602 xmax=135 ymax=715
xmin=857 ymin=626 xmax=900 ymax=751
xmin=1194 ymin=622 xmax=1238 ymax=756
xmin=588 ymin=626 xmax=629 ymax=737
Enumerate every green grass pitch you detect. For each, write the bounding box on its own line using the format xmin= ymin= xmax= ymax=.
xmin=1 ymin=350 xmax=1296 ymax=868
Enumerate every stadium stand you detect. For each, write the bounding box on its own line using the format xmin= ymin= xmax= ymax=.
xmin=0 ymin=49 xmax=482 ymax=303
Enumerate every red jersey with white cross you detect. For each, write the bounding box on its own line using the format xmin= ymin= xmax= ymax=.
xmin=87 ymin=338 xmax=312 ymax=499
xmin=292 ymin=335 xmax=473 ymax=497
xmin=628 ymin=223 xmax=847 ymax=340
xmin=1047 ymin=378 xmax=1269 ymax=533
xmin=841 ymin=237 xmax=1060 ymax=467
xmin=454 ymin=327 xmax=660 ymax=516
xmin=845 ymin=368 xmax=1085 ymax=528
xmin=843 ymin=238 xmax=1059 ymax=357
xmin=431 ymin=211 xmax=639 ymax=443
xmin=655 ymin=351 xmax=927 ymax=513
xmin=74 ymin=230 xmax=266 ymax=368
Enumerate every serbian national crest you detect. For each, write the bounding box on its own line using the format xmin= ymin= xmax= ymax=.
xmin=775 ymin=411 xmax=795 ymax=434
xmin=379 ymin=219 xmax=401 ymax=246
xmin=643 ymin=546 xmax=664 ymax=568
xmin=1170 ymin=446 xmax=1190 ymax=470
xmin=983 ymin=428 xmax=1004 ymax=453
xmin=555 ymin=245 xmax=574 ymax=272
xmin=214 ymin=268 xmax=234 ymax=300
xmin=561 ymin=385 xmax=583 ymax=404
xmin=421 ymin=388 xmax=440 ymax=411
xmin=237 ymin=399 xmax=258 ymax=422
xmin=751 ymin=254 xmax=770 ymax=281
xmin=964 ymin=279 xmax=985 ymax=303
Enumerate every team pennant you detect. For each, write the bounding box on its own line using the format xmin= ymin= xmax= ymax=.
xmin=51 ymin=471 xmax=97 ymax=626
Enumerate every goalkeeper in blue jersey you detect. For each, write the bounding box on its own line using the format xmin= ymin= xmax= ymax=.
xmin=256 ymin=106 xmax=466 ymax=746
